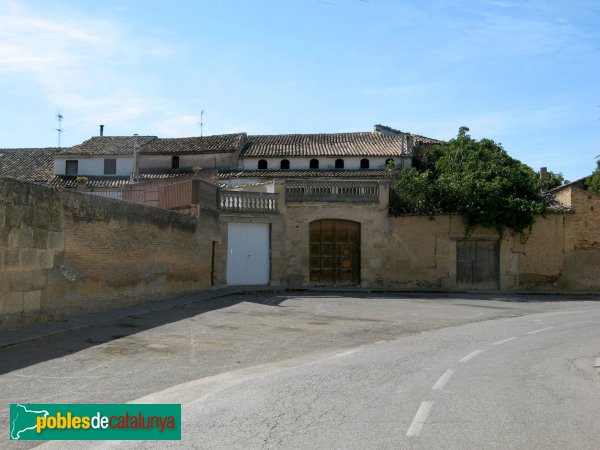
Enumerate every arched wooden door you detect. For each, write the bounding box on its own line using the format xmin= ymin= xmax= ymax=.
xmin=309 ymin=219 xmax=360 ymax=286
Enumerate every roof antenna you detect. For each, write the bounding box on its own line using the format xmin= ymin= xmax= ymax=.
xmin=200 ymin=110 xmax=204 ymax=137
xmin=55 ymin=113 xmax=64 ymax=148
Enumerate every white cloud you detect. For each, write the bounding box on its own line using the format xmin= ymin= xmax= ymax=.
xmin=0 ymin=1 xmax=179 ymax=139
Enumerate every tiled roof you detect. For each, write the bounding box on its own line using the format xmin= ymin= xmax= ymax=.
xmin=240 ymin=132 xmax=408 ymax=158
xmin=373 ymin=124 xmax=443 ymax=145
xmin=56 ymin=136 xmax=157 ymax=156
xmin=49 ymin=169 xmax=193 ymax=189
xmin=141 ymin=133 xmax=246 ymax=155
xmin=218 ymin=169 xmax=397 ymax=179
xmin=0 ymin=148 xmax=57 ymax=182
xmin=56 ymin=133 xmax=246 ymax=156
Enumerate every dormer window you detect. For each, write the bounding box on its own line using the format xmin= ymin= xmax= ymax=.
xmin=309 ymin=159 xmax=319 ymax=169
xmin=360 ymin=159 xmax=369 ymax=169
xmin=280 ymin=159 xmax=290 ymax=170
xmin=258 ymin=159 xmax=268 ymax=170
xmin=104 ymin=158 xmax=116 ymax=175
xmin=171 ymin=156 xmax=180 ymax=170
xmin=66 ymin=160 xmax=78 ymax=176
xmin=335 ymin=159 xmax=344 ymax=169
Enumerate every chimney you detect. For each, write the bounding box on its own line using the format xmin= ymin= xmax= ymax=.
xmin=99 ymin=124 xmax=104 ymax=137
xmin=539 ymin=167 xmax=548 ymax=183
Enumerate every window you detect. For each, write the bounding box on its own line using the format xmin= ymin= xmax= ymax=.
xmin=309 ymin=159 xmax=319 ymax=169
xmin=104 ymin=159 xmax=116 ymax=175
xmin=65 ymin=160 xmax=78 ymax=176
xmin=360 ymin=159 xmax=370 ymax=169
xmin=335 ymin=159 xmax=344 ymax=169
xmin=258 ymin=159 xmax=268 ymax=169
xmin=385 ymin=158 xmax=395 ymax=168
xmin=171 ymin=156 xmax=180 ymax=170
xmin=280 ymin=159 xmax=290 ymax=170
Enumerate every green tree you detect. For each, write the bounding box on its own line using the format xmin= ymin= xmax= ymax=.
xmin=390 ymin=127 xmax=546 ymax=236
xmin=544 ymin=171 xmax=569 ymax=190
xmin=587 ymin=160 xmax=600 ymax=194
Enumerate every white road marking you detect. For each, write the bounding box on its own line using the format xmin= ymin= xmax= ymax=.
xmin=565 ymin=321 xmax=592 ymax=326
xmin=459 ymin=349 xmax=483 ymax=363
xmin=432 ymin=369 xmax=455 ymax=390
xmin=526 ymin=327 xmax=553 ymax=335
xmin=491 ymin=337 xmax=516 ymax=346
xmin=406 ymin=401 xmax=434 ymax=437
xmin=334 ymin=349 xmax=360 ymax=358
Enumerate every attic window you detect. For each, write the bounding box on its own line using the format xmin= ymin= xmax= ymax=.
xmin=309 ymin=159 xmax=319 ymax=169
xmin=280 ymin=159 xmax=290 ymax=170
xmin=172 ymin=156 xmax=180 ymax=170
xmin=66 ymin=160 xmax=78 ymax=176
xmin=104 ymin=158 xmax=116 ymax=175
xmin=335 ymin=159 xmax=344 ymax=169
xmin=258 ymin=159 xmax=268 ymax=170
xmin=360 ymin=159 xmax=369 ymax=169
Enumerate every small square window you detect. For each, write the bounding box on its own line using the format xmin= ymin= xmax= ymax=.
xmin=104 ymin=159 xmax=116 ymax=175
xmin=66 ymin=160 xmax=78 ymax=176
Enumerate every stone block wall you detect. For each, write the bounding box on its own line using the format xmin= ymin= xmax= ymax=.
xmin=1 ymin=178 xmax=213 ymax=328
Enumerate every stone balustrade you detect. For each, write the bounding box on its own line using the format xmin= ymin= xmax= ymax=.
xmin=218 ymin=190 xmax=279 ymax=213
xmin=285 ymin=180 xmax=380 ymax=203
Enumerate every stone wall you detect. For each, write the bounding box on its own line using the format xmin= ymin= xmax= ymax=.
xmin=0 ymin=178 xmax=214 ymax=328
xmin=259 ymin=183 xmax=600 ymax=292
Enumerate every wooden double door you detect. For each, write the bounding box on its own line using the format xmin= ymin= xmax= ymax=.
xmin=309 ymin=219 xmax=360 ymax=286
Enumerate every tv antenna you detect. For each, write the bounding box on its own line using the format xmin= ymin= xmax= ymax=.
xmin=55 ymin=113 xmax=64 ymax=148
xmin=200 ymin=110 xmax=204 ymax=137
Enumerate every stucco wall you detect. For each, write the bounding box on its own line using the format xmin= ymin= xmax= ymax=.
xmin=240 ymin=156 xmax=410 ymax=171
xmin=0 ymin=177 xmax=214 ymax=329
xmin=54 ymin=157 xmax=134 ymax=176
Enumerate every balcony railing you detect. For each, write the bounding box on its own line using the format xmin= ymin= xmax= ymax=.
xmin=285 ymin=180 xmax=380 ymax=203
xmin=218 ymin=190 xmax=279 ymax=214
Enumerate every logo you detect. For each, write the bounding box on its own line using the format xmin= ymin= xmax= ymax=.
xmin=10 ymin=404 xmax=181 ymax=440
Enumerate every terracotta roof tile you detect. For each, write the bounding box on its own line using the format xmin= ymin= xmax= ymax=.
xmin=56 ymin=133 xmax=246 ymax=156
xmin=141 ymin=133 xmax=246 ymax=155
xmin=218 ymin=169 xmax=396 ymax=179
xmin=373 ymin=124 xmax=443 ymax=145
xmin=240 ymin=132 xmax=408 ymax=158
xmin=49 ymin=169 xmax=193 ymax=189
xmin=56 ymin=136 xmax=156 ymax=156
xmin=0 ymin=148 xmax=57 ymax=182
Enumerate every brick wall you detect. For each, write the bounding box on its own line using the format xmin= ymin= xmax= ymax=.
xmin=1 ymin=178 xmax=213 ymax=328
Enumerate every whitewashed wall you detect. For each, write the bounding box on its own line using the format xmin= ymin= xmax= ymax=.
xmin=54 ymin=157 xmax=133 ymax=176
xmin=139 ymin=153 xmax=238 ymax=170
xmin=240 ymin=156 xmax=410 ymax=171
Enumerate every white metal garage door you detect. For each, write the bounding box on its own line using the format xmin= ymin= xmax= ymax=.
xmin=226 ymin=222 xmax=270 ymax=286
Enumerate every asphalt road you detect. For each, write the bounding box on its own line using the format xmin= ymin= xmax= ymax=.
xmin=2 ymin=292 xmax=599 ymax=449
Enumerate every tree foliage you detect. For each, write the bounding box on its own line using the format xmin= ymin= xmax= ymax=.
xmin=544 ymin=171 xmax=569 ymax=190
xmin=390 ymin=127 xmax=546 ymax=236
xmin=587 ymin=160 xmax=600 ymax=194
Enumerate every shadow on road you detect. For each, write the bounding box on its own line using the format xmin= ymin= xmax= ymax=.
xmin=0 ymin=291 xmax=286 ymax=375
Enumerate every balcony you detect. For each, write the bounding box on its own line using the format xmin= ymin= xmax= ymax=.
xmin=218 ymin=190 xmax=279 ymax=214
xmin=285 ymin=180 xmax=380 ymax=203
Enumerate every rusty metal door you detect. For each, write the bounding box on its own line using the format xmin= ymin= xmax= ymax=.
xmin=309 ymin=219 xmax=360 ymax=286
xmin=456 ymin=240 xmax=499 ymax=289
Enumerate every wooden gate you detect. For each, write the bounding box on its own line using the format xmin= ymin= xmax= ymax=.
xmin=456 ymin=240 xmax=499 ymax=289
xmin=309 ymin=219 xmax=360 ymax=286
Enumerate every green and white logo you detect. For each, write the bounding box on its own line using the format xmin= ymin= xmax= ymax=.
xmin=10 ymin=404 xmax=181 ymax=440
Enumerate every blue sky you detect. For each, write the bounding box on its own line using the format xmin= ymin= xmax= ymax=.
xmin=0 ymin=0 xmax=598 ymax=180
